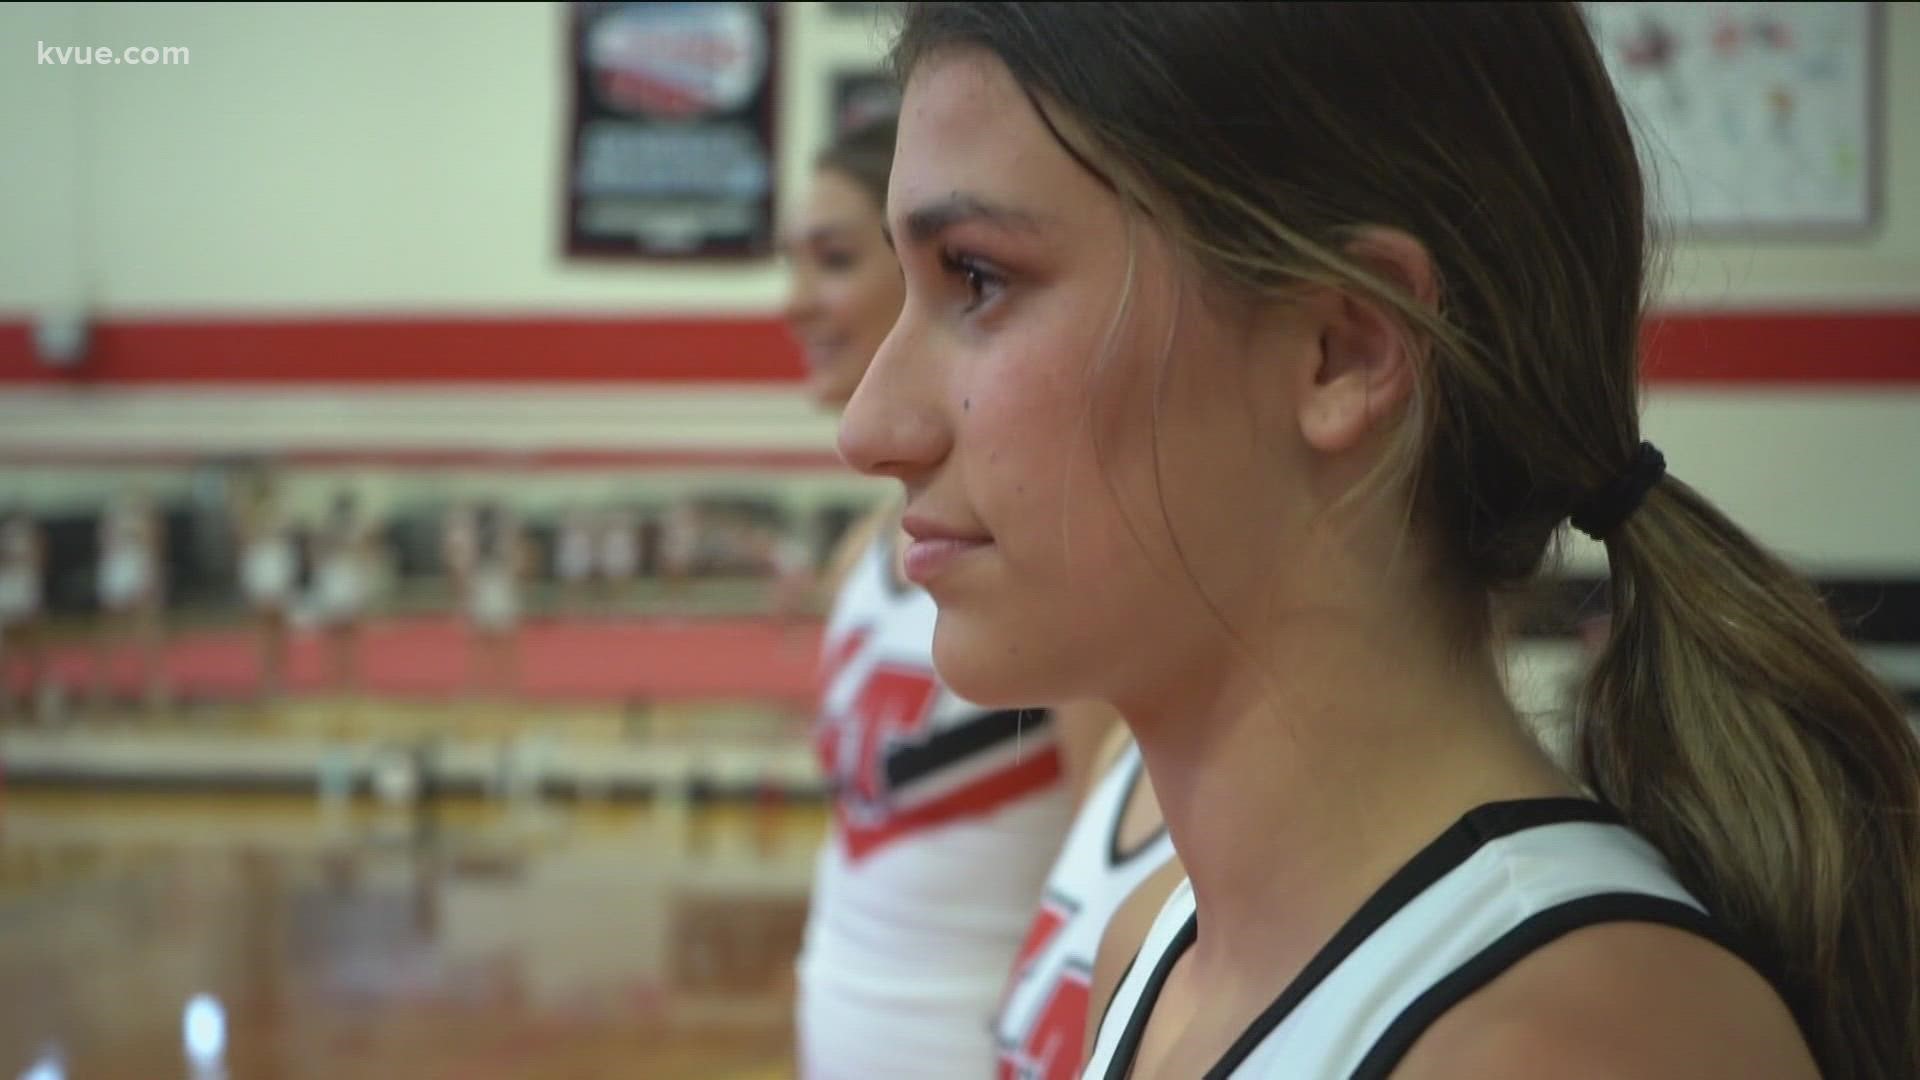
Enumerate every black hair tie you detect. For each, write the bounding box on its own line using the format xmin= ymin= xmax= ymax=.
xmin=1570 ymin=442 xmax=1666 ymax=541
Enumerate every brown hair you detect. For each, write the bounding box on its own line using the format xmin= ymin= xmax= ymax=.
xmin=814 ymin=117 xmax=898 ymax=209
xmin=892 ymin=4 xmax=1920 ymax=1075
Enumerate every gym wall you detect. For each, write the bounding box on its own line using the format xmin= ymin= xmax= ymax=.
xmin=0 ymin=1 xmax=1915 ymax=703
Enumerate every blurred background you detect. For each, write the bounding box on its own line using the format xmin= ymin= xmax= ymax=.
xmin=0 ymin=2 xmax=1914 ymax=1078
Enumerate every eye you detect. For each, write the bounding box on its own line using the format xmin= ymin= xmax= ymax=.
xmin=939 ymin=250 xmax=1005 ymax=314
xmin=818 ymin=248 xmax=858 ymax=272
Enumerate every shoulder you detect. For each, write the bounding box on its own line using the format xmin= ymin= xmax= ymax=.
xmin=1086 ymin=859 xmax=1186 ymax=1063
xmin=1090 ymin=723 xmax=1136 ymax=779
xmin=1394 ymin=921 xmax=1816 ymax=1080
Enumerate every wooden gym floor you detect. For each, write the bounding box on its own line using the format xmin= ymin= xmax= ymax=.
xmin=0 ymin=789 xmax=825 ymax=1079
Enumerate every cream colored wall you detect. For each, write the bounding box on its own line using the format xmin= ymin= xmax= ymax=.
xmin=1 ymin=1 xmax=900 ymax=314
xmin=0 ymin=2 xmax=1915 ymax=576
xmin=5 ymin=3 xmax=1916 ymax=314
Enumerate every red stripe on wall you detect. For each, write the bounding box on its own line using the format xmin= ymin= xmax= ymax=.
xmin=1642 ymin=310 xmax=1920 ymax=384
xmin=0 ymin=447 xmax=848 ymax=471
xmin=0 ymin=316 xmax=805 ymax=384
xmin=0 ymin=311 xmax=1915 ymax=385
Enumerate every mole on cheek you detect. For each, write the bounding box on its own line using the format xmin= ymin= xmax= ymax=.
xmin=963 ymin=398 xmax=971 ymax=412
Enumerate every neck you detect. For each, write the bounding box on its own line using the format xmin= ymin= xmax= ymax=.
xmin=1124 ymin=601 xmax=1577 ymax=987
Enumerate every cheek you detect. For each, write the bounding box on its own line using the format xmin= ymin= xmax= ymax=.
xmin=816 ymin=280 xmax=858 ymax=332
xmin=853 ymin=272 xmax=904 ymax=343
xmin=963 ymin=350 xmax=1080 ymax=495
xmin=963 ymin=345 xmax=1141 ymax=577
xmin=1118 ymin=329 xmax=1300 ymax=607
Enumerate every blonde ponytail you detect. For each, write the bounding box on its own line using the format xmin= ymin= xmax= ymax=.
xmin=1577 ymin=475 xmax=1920 ymax=1079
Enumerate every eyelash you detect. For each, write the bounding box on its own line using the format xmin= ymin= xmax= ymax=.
xmin=937 ymin=249 xmax=1004 ymax=314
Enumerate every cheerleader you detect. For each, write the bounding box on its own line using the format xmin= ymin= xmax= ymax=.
xmin=850 ymin=10 xmax=1889 ymax=1075
xmin=596 ymin=507 xmax=640 ymax=604
xmin=94 ymin=491 xmax=167 ymax=711
xmin=656 ymin=501 xmax=700 ymax=604
xmin=0 ymin=508 xmax=45 ymax=718
xmin=441 ymin=501 xmax=479 ymax=615
xmin=764 ymin=524 xmax=819 ymax=637
xmin=554 ymin=505 xmax=597 ymax=610
xmin=313 ymin=492 xmax=376 ymax=696
xmin=466 ymin=502 xmax=523 ymax=699
xmin=783 ymin=117 xmax=1119 ymax=1079
xmin=235 ymin=480 xmax=296 ymax=700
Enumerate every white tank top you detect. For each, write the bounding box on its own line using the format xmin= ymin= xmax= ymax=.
xmin=598 ymin=520 xmax=638 ymax=575
xmin=1086 ymin=799 xmax=1749 ymax=1079
xmin=444 ymin=517 xmax=477 ymax=573
xmin=801 ymin=531 xmax=1073 ymax=1002
xmin=103 ymin=505 xmax=150 ymax=555
xmin=557 ymin=521 xmax=596 ymax=578
xmin=994 ymin=741 xmax=1174 ymax=1079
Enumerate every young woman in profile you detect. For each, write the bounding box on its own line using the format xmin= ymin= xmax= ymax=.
xmin=783 ymin=117 xmax=1114 ymax=1079
xmin=839 ymin=4 xmax=1919 ymax=1077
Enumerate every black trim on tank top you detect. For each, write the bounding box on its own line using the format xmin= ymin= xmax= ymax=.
xmin=1092 ymin=949 xmax=1141 ymax=1056
xmin=1102 ymin=915 xmax=1196 ymax=1080
xmin=883 ymin=708 xmax=1054 ymax=790
xmin=1107 ymin=749 xmax=1170 ymax=868
xmin=1102 ymin=797 xmax=1624 ymax=1080
xmin=1347 ymin=892 xmax=1747 ymax=1079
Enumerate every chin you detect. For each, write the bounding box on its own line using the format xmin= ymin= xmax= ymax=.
xmin=929 ymin=608 xmax=1065 ymax=711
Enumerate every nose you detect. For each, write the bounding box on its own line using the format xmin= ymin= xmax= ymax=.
xmin=835 ymin=316 xmax=949 ymax=482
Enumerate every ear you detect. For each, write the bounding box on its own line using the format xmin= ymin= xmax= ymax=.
xmin=1298 ymin=228 xmax=1435 ymax=454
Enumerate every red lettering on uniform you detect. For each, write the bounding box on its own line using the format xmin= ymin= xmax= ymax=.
xmin=999 ymin=899 xmax=1070 ymax=1019
xmin=1012 ymin=902 xmax=1069 ymax=985
xmin=1002 ymin=966 xmax=1092 ymax=1080
xmin=840 ymin=744 xmax=1062 ymax=862
xmin=813 ymin=626 xmax=872 ymax=774
xmin=825 ymin=652 xmax=1065 ymax=863
xmin=996 ymin=896 xmax=1075 ymax=1079
xmin=818 ymin=626 xmax=871 ymax=702
xmin=849 ymin=665 xmax=939 ymax=803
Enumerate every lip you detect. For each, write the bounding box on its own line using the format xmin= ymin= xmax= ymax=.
xmin=899 ymin=514 xmax=993 ymax=587
xmin=900 ymin=514 xmax=991 ymax=544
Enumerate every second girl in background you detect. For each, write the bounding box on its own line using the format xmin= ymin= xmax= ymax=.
xmin=781 ymin=117 xmax=1120 ymax=1079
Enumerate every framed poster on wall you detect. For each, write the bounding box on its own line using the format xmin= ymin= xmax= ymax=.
xmin=563 ymin=2 xmax=783 ymax=259
xmin=1584 ymin=1 xmax=1881 ymax=236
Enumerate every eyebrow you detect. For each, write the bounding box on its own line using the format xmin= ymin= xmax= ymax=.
xmin=773 ymin=222 xmax=861 ymax=254
xmin=881 ymin=193 xmax=1050 ymax=251
xmin=802 ymin=223 xmax=861 ymax=243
